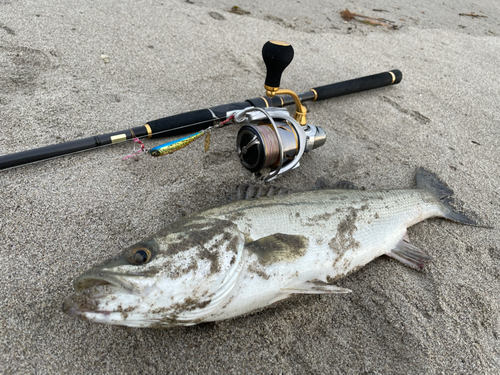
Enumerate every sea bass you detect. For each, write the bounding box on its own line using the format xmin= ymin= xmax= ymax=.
xmin=63 ymin=168 xmax=479 ymax=327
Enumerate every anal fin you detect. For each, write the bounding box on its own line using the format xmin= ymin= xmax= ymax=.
xmin=387 ymin=236 xmax=434 ymax=270
xmin=281 ymin=280 xmax=351 ymax=295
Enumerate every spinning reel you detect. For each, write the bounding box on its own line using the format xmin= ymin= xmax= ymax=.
xmin=232 ymin=41 xmax=327 ymax=181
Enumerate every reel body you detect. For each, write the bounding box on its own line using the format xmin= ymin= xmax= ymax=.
xmin=231 ymin=107 xmax=326 ymax=181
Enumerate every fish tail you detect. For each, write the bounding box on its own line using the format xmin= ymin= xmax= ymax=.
xmin=415 ymin=167 xmax=482 ymax=226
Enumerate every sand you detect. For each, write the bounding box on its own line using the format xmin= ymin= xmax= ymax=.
xmin=1 ymin=0 xmax=499 ymax=373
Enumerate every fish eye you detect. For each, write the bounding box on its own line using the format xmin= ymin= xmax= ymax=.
xmin=127 ymin=246 xmax=152 ymax=265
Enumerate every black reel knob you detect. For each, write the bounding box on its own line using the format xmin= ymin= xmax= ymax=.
xmin=262 ymin=41 xmax=294 ymax=91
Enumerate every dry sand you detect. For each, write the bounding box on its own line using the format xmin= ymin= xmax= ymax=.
xmin=1 ymin=0 xmax=499 ymax=373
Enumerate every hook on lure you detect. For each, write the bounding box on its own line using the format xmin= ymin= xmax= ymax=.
xmin=123 ymin=137 xmax=147 ymax=161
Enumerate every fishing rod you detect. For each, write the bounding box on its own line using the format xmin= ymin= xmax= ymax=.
xmin=0 ymin=41 xmax=402 ymax=178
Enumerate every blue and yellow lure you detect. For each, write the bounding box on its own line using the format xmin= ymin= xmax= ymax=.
xmin=149 ymin=130 xmax=210 ymax=157
xmin=147 ymin=114 xmax=233 ymax=158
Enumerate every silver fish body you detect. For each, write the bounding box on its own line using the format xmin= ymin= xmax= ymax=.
xmin=63 ymin=168 xmax=476 ymax=327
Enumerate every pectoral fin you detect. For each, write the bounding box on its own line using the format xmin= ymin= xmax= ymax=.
xmin=246 ymin=233 xmax=308 ymax=265
xmin=281 ymin=281 xmax=351 ymax=295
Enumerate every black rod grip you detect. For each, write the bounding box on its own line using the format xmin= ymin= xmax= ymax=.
xmin=311 ymin=70 xmax=402 ymax=101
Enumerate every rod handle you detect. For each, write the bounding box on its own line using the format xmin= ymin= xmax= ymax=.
xmin=311 ymin=70 xmax=402 ymax=101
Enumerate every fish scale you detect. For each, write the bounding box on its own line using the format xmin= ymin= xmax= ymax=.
xmin=63 ymin=168 xmax=480 ymax=327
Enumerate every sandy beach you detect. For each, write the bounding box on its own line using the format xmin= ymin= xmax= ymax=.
xmin=1 ymin=0 xmax=499 ymax=373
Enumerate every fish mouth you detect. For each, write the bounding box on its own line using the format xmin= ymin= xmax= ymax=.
xmin=74 ymin=269 xmax=149 ymax=294
xmin=74 ymin=274 xmax=123 ymax=292
xmin=63 ymin=273 xmax=139 ymax=321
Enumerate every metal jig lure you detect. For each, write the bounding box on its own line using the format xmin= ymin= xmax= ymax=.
xmin=148 ymin=115 xmax=234 ymax=157
xmin=149 ymin=131 xmax=206 ymax=157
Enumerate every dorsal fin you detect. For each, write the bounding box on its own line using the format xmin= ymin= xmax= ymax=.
xmin=313 ymin=177 xmax=359 ymax=190
xmin=313 ymin=177 xmax=333 ymax=190
xmin=225 ymin=183 xmax=290 ymax=202
xmin=332 ymin=180 xmax=359 ymax=190
xmin=226 ymin=177 xmax=359 ymax=203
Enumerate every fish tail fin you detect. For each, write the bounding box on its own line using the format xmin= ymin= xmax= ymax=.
xmin=415 ymin=167 xmax=483 ymax=226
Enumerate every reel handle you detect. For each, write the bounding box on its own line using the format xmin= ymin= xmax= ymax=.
xmin=262 ymin=41 xmax=294 ymax=94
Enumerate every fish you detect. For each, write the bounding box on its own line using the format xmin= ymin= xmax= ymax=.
xmin=63 ymin=168 xmax=480 ymax=328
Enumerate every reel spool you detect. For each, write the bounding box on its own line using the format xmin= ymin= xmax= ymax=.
xmin=238 ymin=122 xmax=299 ymax=173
